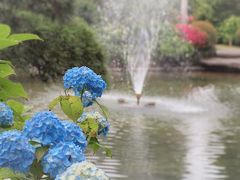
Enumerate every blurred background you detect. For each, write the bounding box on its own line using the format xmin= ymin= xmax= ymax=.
xmin=1 ymin=0 xmax=240 ymax=180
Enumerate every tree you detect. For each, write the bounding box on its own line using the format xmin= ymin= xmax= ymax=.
xmin=219 ymin=16 xmax=240 ymax=46
xmin=0 ymin=0 xmax=75 ymax=23
xmin=190 ymin=0 xmax=240 ymax=25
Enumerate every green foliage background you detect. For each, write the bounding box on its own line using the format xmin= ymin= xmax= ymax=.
xmin=0 ymin=0 xmax=107 ymax=81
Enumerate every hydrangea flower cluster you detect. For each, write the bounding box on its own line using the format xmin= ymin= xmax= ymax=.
xmin=61 ymin=120 xmax=87 ymax=150
xmin=23 ymin=111 xmax=66 ymax=146
xmin=0 ymin=131 xmax=35 ymax=173
xmin=0 ymin=102 xmax=14 ymax=126
xmin=79 ymin=112 xmax=110 ymax=136
xmin=82 ymin=91 xmax=94 ymax=107
xmin=0 ymin=66 xmax=110 ymax=179
xmin=56 ymin=161 xmax=109 ymax=180
xmin=42 ymin=142 xmax=86 ymax=178
xmin=21 ymin=111 xmax=89 ymax=178
xmin=63 ymin=66 xmax=107 ymax=103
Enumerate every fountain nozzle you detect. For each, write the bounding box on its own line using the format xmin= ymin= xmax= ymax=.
xmin=136 ymin=94 xmax=142 ymax=105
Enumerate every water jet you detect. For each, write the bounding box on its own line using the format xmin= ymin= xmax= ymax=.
xmin=136 ymin=94 xmax=142 ymax=105
xmin=101 ymin=0 xmax=178 ymax=103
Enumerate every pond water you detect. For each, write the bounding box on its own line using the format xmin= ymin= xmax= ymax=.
xmin=22 ymin=71 xmax=240 ymax=180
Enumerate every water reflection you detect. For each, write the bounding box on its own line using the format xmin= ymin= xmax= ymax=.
xmin=21 ymin=72 xmax=240 ymax=180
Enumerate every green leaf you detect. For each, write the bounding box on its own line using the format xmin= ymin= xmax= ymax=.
xmin=79 ymin=118 xmax=99 ymax=138
xmin=0 ymin=38 xmax=19 ymax=50
xmin=0 ymin=24 xmax=11 ymax=38
xmin=29 ymin=160 xmax=45 ymax=180
xmin=48 ymin=96 xmax=60 ymax=110
xmin=0 ymin=78 xmax=28 ymax=100
xmin=88 ymin=137 xmax=112 ymax=157
xmin=0 ymin=168 xmax=27 ymax=180
xmin=9 ymin=33 xmax=42 ymax=42
xmin=88 ymin=137 xmax=101 ymax=154
xmin=104 ymin=147 xmax=112 ymax=157
xmin=0 ymin=60 xmax=13 ymax=66
xmin=36 ymin=146 xmax=49 ymax=162
xmin=7 ymin=100 xmax=24 ymax=115
xmin=0 ymin=63 xmax=15 ymax=78
xmin=95 ymin=100 xmax=109 ymax=119
xmin=29 ymin=141 xmax=41 ymax=147
xmin=60 ymin=96 xmax=83 ymax=121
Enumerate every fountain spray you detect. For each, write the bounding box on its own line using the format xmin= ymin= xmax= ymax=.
xmin=101 ymin=0 xmax=179 ymax=104
xmin=136 ymin=94 xmax=142 ymax=105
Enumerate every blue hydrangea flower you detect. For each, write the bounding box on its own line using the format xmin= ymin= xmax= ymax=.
xmin=0 ymin=130 xmax=35 ymax=173
xmin=79 ymin=112 xmax=110 ymax=136
xmin=23 ymin=111 xmax=66 ymax=146
xmin=82 ymin=91 xmax=94 ymax=107
xmin=0 ymin=102 xmax=14 ymax=126
xmin=60 ymin=120 xmax=87 ymax=150
xmin=56 ymin=161 xmax=109 ymax=180
xmin=63 ymin=66 xmax=106 ymax=99
xmin=42 ymin=142 xmax=86 ymax=178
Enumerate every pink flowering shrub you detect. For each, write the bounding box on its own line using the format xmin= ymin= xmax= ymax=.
xmin=176 ymin=24 xmax=207 ymax=48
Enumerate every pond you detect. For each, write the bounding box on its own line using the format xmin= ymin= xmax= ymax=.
xmin=21 ymin=71 xmax=240 ymax=180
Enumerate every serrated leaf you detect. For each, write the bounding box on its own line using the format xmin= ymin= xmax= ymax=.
xmin=0 ymin=38 xmax=19 ymax=50
xmin=60 ymin=96 xmax=83 ymax=121
xmin=95 ymin=100 xmax=109 ymax=119
xmin=0 ymin=78 xmax=28 ymax=100
xmin=0 ymin=60 xmax=13 ymax=66
xmin=36 ymin=146 xmax=49 ymax=162
xmin=0 ymin=63 xmax=15 ymax=78
xmin=29 ymin=160 xmax=44 ymax=179
xmin=48 ymin=96 xmax=60 ymax=110
xmin=29 ymin=141 xmax=41 ymax=147
xmin=88 ymin=137 xmax=112 ymax=157
xmin=104 ymin=147 xmax=112 ymax=157
xmin=88 ymin=137 xmax=101 ymax=154
xmin=0 ymin=24 xmax=11 ymax=38
xmin=9 ymin=33 xmax=42 ymax=42
xmin=0 ymin=168 xmax=27 ymax=179
xmin=7 ymin=100 xmax=24 ymax=115
xmin=79 ymin=117 xmax=99 ymax=138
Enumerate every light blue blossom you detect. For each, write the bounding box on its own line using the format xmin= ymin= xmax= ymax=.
xmin=60 ymin=120 xmax=87 ymax=150
xmin=56 ymin=161 xmax=109 ymax=180
xmin=79 ymin=112 xmax=110 ymax=136
xmin=23 ymin=111 xmax=66 ymax=146
xmin=0 ymin=130 xmax=35 ymax=173
xmin=42 ymin=142 xmax=86 ymax=178
xmin=63 ymin=66 xmax=107 ymax=99
xmin=82 ymin=91 xmax=94 ymax=107
xmin=0 ymin=102 xmax=14 ymax=126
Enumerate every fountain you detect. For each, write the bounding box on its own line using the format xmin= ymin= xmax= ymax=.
xmin=100 ymin=0 xmax=179 ymax=105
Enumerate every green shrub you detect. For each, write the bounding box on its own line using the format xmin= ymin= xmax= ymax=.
xmin=152 ymin=23 xmax=198 ymax=67
xmin=75 ymin=0 xmax=100 ymax=24
xmin=236 ymin=28 xmax=240 ymax=44
xmin=0 ymin=11 xmax=107 ymax=81
xmin=219 ymin=16 xmax=240 ymax=46
xmin=192 ymin=20 xmax=217 ymax=45
xmin=0 ymin=0 xmax=75 ymax=23
xmin=191 ymin=21 xmax=217 ymax=57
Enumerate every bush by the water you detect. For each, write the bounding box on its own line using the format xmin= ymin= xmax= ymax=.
xmin=75 ymin=0 xmax=101 ymax=25
xmin=176 ymin=24 xmax=208 ymax=48
xmin=153 ymin=24 xmax=199 ymax=68
xmin=0 ymin=12 xmax=106 ymax=81
xmin=219 ymin=16 xmax=240 ymax=46
xmin=192 ymin=21 xmax=217 ymax=45
xmin=236 ymin=28 xmax=240 ymax=45
xmin=191 ymin=21 xmax=217 ymax=57
xmin=0 ymin=4 xmax=107 ymax=81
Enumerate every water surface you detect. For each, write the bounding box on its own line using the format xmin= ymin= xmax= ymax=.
xmin=22 ymin=71 xmax=240 ymax=180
